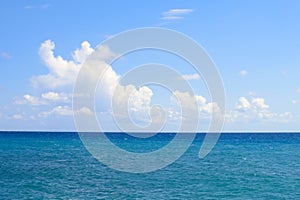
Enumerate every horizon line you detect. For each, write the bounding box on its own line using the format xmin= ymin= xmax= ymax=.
xmin=0 ymin=130 xmax=300 ymax=134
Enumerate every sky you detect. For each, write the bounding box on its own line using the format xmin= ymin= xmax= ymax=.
xmin=0 ymin=0 xmax=300 ymax=131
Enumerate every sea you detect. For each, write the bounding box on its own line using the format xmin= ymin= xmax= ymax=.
xmin=0 ymin=132 xmax=299 ymax=199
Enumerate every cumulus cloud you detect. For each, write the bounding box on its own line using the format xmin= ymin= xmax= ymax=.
xmin=31 ymin=39 xmax=120 ymax=90
xmin=129 ymin=86 xmax=153 ymax=112
xmin=72 ymin=41 xmax=94 ymax=63
xmin=31 ymin=40 xmax=82 ymax=89
xmin=21 ymin=39 xmax=222 ymax=130
xmin=16 ymin=40 xmax=123 ymax=123
xmin=170 ymin=91 xmax=220 ymax=121
xmin=108 ymin=84 xmax=154 ymax=126
xmin=235 ymin=97 xmax=251 ymax=111
xmin=38 ymin=41 xmax=153 ymax=128
xmin=228 ymin=96 xmax=292 ymax=123
xmin=161 ymin=9 xmax=194 ymax=20
xmin=128 ymin=86 xmax=154 ymax=123
xmin=16 ymin=39 xmax=293 ymax=131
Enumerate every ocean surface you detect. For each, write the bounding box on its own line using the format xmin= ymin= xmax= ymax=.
xmin=0 ymin=132 xmax=299 ymax=199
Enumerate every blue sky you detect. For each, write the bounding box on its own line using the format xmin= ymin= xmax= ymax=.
xmin=0 ymin=0 xmax=300 ymax=131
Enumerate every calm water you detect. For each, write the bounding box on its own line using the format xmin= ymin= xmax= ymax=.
xmin=0 ymin=132 xmax=299 ymax=199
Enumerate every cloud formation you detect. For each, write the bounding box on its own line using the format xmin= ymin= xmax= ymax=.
xmin=170 ymin=91 xmax=220 ymax=122
xmin=39 ymin=106 xmax=73 ymax=117
xmin=228 ymin=96 xmax=292 ymax=123
xmin=72 ymin=41 xmax=94 ymax=63
xmin=14 ymin=92 xmax=70 ymax=106
xmin=161 ymin=9 xmax=194 ymax=20
xmin=11 ymin=39 xmax=293 ymax=130
xmin=31 ymin=40 xmax=83 ymax=89
xmin=24 ymin=3 xmax=50 ymax=10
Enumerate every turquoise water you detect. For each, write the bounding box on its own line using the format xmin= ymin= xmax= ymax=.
xmin=0 ymin=132 xmax=299 ymax=199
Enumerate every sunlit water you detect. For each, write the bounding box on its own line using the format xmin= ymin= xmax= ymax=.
xmin=0 ymin=132 xmax=299 ymax=199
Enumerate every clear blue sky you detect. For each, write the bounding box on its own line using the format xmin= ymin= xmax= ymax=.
xmin=0 ymin=0 xmax=300 ymax=131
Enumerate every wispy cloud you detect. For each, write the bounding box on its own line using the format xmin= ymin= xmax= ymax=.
xmin=239 ymin=70 xmax=248 ymax=76
xmin=24 ymin=5 xmax=33 ymax=10
xmin=24 ymin=3 xmax=50 ymax=10
xmin=41 ymin=4 xmax=50 ymax=9
xmin=161 ymin=9 xmax=194 ymax=20
xmin=180 ymin=73 xmax=200 ymax=80
xmin=0 ymin=52 xmax=11 ymax=59
xmin=14 ymin=92 xmax=71 ymax=106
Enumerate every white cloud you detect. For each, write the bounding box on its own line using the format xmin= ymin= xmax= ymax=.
xmin=15 ymin=92 xmax=70 ymax=106
xmin=31 ymin=40 xmax=83 ymax=89
xmin=72 ymin=41 xmax=94 ymax=63
xmin=129 ymin=86 xmax=153 ymax=112
xmin=31 ymin=39 xmax=119 ymax=91
xmin=41 ymin=92 xmax=70 ymax=103
xmin=161 ymin=9 xmax=194 ymax=20
xmin=165 ymin=9 xmax=194 ymax=15
xmin=181 ymin=73 xmax=200 ymax=80
xmin=93 ymin=45 xmax=120 ymax=61
xmin=292 ymin=100 xmax=297 ymax=104
xmin=12 ymin=39 xmax=296 ymax=131
xmin=24 ymin=4 xmax=50 ymax=10
xmin=27 ymin=39 xmax=219 ymax=129
xmin=49 ymin=42 xmax=153 ymax=128
xmin=76 ymin=107 xmax=93 ymax=115
xmin=235 ymin=97 xmax=251 ymax=111
xmin=228 ymin=96 xmax=292 ymax=123
xmin=239 ymin=70 xmax=248 ymax=76
xmin=128 ymin=86 xmax=154 ymax=123
xmin=110 ymin=84 xmax=154 ymax=126
xmin=171 ymin=91 xmax=220 ymax=121
xmin=104 ymin=34 xmax=115 ymax=40
xmin=14 ymin=94 xmax=47 ymax=106
xmin=252 ymin=97 xmax=269 ymax=109
xmin=17 ymin=40 xmax=133 ymax=125
xmin=40 ymin=106 xmax=94 ymax=118
xmin=39 ymin=106 xmax=73 ymax=117
xmin=96 ymin=62 xmax=120 ymax=98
